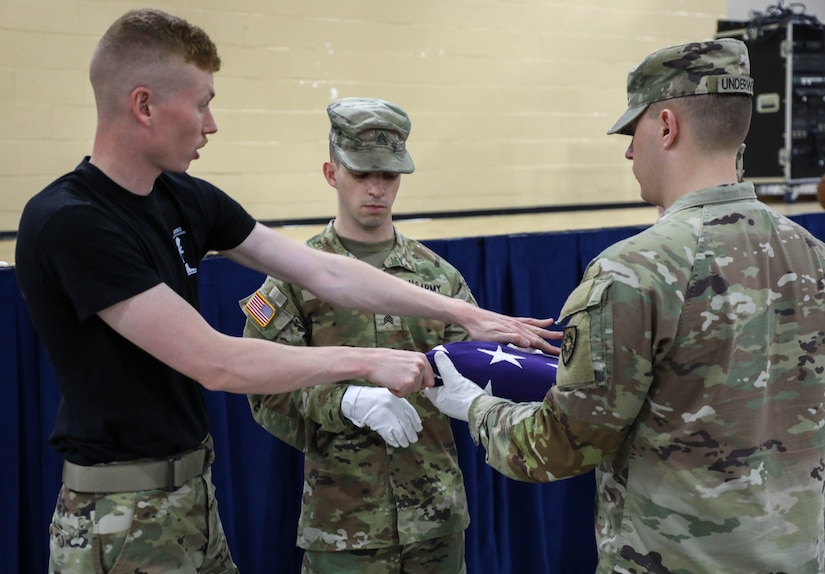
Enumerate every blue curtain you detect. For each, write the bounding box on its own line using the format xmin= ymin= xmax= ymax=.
xmin=7 ymin=214 xmax=824 ymax=572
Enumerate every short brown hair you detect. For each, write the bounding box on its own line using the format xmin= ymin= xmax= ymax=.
xmin=647 ymin=94 xmax=752 ymax=153
xmin=90 ymin=9 xmax=221 ymax=110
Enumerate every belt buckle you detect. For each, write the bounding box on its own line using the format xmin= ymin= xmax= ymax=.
xmin=166 ymin=453 xmax=181 ymax=491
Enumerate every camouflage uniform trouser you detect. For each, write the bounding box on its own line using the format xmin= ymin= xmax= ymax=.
xmin=48 ymin=466 xmax=237 ymax=574
xmin=301 ymin=532 xmax=466 ymax=574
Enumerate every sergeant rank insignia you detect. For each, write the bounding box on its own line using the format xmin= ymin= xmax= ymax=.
xmin=561 ymin=325 xmax=577 ymax=366
xmin=376 ymin=313 xmax=402 ymax=332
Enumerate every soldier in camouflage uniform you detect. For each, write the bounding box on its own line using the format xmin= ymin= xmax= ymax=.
xmin=425 ymin=39 xmax=825 ymax=573
xmin=241 ymin=98 xmax=473 ymax=574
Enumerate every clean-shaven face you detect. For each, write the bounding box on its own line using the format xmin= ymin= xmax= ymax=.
xmin=146 ymin=62 xmax=218 ymax=174
xmin=331 ymin=162 xmax=401 ymax=237
xmin=624 ymin=109 xmax=663 ymax=207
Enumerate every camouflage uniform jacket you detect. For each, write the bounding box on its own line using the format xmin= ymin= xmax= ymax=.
xmin=468 ymin=183 xmax=825 ymax=573
xmin=242 ymin=222 xmax=474 ymax=551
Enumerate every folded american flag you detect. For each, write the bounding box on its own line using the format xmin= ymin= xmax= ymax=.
xmin=426 ymin=341 xmax=558 ymax=402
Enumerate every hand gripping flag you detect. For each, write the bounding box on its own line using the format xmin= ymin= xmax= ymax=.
xmin=426 ymin=341 xmax=558 ymax=402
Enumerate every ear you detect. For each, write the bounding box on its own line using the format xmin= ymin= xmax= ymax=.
xmin=131 ymin=87 xmax=153 ymax=127
xmin=659 ymin=108 xmax=678 ymax=150
xmin=322 ymin=161 xmax=337 ymax=188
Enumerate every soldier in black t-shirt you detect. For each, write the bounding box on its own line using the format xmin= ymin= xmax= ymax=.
xmin=15 ymin=8 xmax=559 ymax=573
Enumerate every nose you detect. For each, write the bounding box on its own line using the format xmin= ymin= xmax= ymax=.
xmin=625 ymin=140 xmax=634 ymax=160
xmin=365 ymin=174 xmax=386 ymax=195
xmin=204 ymin=108 xmax=218 ymax=135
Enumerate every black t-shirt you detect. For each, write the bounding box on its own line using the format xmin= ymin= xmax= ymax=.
xmin=15 ymin=159 xmax=257 ymax=465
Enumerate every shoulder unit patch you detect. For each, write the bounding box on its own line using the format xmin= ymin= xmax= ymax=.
xmin=561 ymin=325 xmax=578 ymax=366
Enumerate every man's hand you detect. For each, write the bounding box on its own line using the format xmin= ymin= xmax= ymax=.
xmin=366 ymin=348 xmax=434 ymax=397
xmin=341 ymin=386 xmax=423 ymax=448
xmin=423 ymin=351 xmax=490 ymax=422
xmin=463 ymin=309 xmax=563 ymax=355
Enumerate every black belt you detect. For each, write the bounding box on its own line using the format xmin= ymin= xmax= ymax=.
xmin=62 ymin=440 xmax=211 ymax=493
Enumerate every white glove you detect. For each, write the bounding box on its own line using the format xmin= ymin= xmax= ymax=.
xmin=341 ymin=386 xmax=423 ymax=448
xmin=423 ymin=351 xmax=489 ymax=422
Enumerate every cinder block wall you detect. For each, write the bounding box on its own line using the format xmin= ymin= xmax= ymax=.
xmin=0 ymin=0 xmax=727 ymax=232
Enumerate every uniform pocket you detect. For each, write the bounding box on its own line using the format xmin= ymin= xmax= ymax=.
xmin=49 ymin=487 xmax=101 ymax=573
xmin=556 ymin=276 xmax=614 ymax=388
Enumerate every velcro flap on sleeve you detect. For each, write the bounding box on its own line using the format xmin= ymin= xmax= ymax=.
xmin=556 ymin=277 xmax=613 ymax=388
xmin=240 ymin=286 xmax=294 ymax=337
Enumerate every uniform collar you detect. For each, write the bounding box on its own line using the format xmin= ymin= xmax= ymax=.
xmin=317 ymin=221 xmax=418 ymax=272
xmin=662 ymin=182 xmax=757 ymax=217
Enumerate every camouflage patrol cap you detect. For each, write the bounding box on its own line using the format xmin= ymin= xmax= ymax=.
xmin=608 ymin=39 xmax=753 ymax=136
xmin=328 ymin=97 xmax=415 ymax=173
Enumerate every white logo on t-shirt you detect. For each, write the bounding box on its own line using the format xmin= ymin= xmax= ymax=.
xmin=173 ymin=227 xmax=198 ymax=276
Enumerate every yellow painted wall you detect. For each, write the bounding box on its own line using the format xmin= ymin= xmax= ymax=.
xmin=0 ymin=0 xmax=727 ymax=233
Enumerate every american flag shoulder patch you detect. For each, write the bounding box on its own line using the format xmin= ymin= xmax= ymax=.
xmin=245 ymin=291 xmax=276 ymax=327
